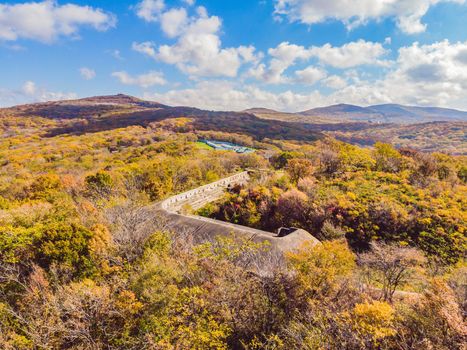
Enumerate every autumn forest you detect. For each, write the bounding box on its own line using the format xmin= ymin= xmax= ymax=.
xmin=0 ymin=96 xmax=465 ymax=349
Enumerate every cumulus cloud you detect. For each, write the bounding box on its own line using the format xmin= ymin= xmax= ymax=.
xmin=322 ymin=75 xmax=348 ymax=89
xmin=370 ymin=40 xmax=467 ymax=106
xmin=160 ymin=7 xmax=188 ymax=38
xmin=309 ymin=40 xmax=390 ymax=68
xmin=0 ymin=1 xmax=116 ymax=43
xmin=80 ymin=67 xmax=96 ymax=80
xmin=133 ymin=4 xmax=260 ymax=78
xmin=249 ymin=40 xmax=388 ymax=84
xmin=249 ymin=42 xmax=313 ymax=83
xmin=294 ymin=66 xmax=327 ymax=84
xmin=22 ymin=81 xmax=77 ymax=101
xmin=136 ymin=0 xmax=165 ymax=22
xmin=0 ymin=81 xmax=77 ymax=107
xmin=274 ymin=0 xmax=466 ymax=34
xmin=310 ymin=40 xmax=467 ymax=107
xmin=141 ymin=40 xmax=467 ymax=111
xmin=132 ymin=41 xmax=158 ymax=59
xmin=112 ymin=71 xmax=166 ymax=88
xmin=143 ymin=80 xmax=326 ymax=111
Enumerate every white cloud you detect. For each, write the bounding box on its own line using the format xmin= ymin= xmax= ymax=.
xmin=0 ymin=81 xmax=77 ymax=107
xmin=274 ymin=0 xmax=466 ymax=34
xmin=141 ymin=40 xmax=467 ymax=111
xmin=80 ymin=67 xmax=96 ymax=80
xmin=371 ymin=40 xmax=467 ymax=107
xmin=309 ymin=40 xmax=390 ymax=68
xmin=133 ymin=5 xmax=260 ymax=78
xmin=143 ymin=80 xmax=326 ymax=111
xmin=110 ymin=49 xmax=124 ymax=60
xmin=112 ymin=71 xmax=166 ymax=88
xmin=183 ymin=0 xmax=196 ymax=5
xmin=295 ymin=66 xmax=327 ymax=84
xmin=0 ymin=1 xmax=116 ymax=43
xmin=322 ymin=75 xmax=347 ymax=89
xmin=21 ymin=81 xmax=77 ymax=102
xmin=249 ymin=40 xmax=388 ymax=84
xmin=156 ymin=12 xmax=238 ymax=77
xmin=160 ymin=7 xmax=188 ymax=38
xmin=136 ymin=0 xmax=165 ymax=22
xmin=312 ymin=40 xmax=467 ymax=108
xmin=132 ymin=41 xmax=158 ymax=59
xmin=248 ymin=42 xmax=312 ymax=83
xmin=22 ymin=80 xmax=37 ymax=95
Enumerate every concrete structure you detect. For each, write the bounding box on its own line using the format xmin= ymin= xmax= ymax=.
xmin=200 ymin=140 xmax=255 ymax=154
xmin=155 ymin=171 xmax=320 ymax=252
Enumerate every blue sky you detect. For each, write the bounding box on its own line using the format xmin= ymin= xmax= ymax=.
xmin=1 ymin=0 xmax=467 ymax=111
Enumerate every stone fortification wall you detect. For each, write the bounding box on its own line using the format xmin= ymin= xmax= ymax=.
xmin=161 ymin=171 xmax=250 ymax=212
xmin=156 ymin=171 xmax=320 ymax=252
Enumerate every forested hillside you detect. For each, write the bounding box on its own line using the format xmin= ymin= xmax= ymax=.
xmin=0 ymin=98 xmax=466 ymax=349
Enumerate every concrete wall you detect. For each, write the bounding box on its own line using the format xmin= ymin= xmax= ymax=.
xmin=161 ymin=171 xmax=250 ymax=212
xmin=155 ymin=171 xmax=320 ymax=252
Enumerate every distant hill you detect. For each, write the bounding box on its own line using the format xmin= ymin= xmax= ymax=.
xmin=244 ymin=107 xmax=339 ymax=124
xmin=243 ymin=108 xmax=282 ymax=114
xmin=243 ymin=103 xmax=467 ymax=124
xmin=300 ymin=104 xmax=383 ymax=123
xmin=67 ymin=94 xmax=168 ymax=108
xmin=300 ymin=103 xmax=467 ymax=123
xmin=2 ymin=94 xmax=168 ymax=119
xmin=0 ymin=94 xmax=323 ymax=143
xmin=2 ymin=95 xmax=465 ymax=154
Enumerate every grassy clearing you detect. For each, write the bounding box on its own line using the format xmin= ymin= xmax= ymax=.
xmin=195 ymin=141 xmax=214 ymax=150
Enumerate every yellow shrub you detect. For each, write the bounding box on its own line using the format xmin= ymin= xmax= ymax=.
xmin=351 ymin=301 xmax=396 ymax=342
xmin=286 ymin=240 xmax=356 ymax=298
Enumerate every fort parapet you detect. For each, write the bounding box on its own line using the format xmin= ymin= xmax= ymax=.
xmin=156 ymin=171 xmax=320 ymax=252
xmin=161 ymin=171 xmax=250 ymax=213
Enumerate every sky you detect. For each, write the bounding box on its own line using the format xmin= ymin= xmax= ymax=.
xmin=1 ymin=0 xmax=467 ymax=112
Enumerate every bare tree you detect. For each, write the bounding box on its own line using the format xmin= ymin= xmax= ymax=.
xmin=105 ymin=202 xmax=170 ymax=263
xmin=358 ymin=242 xmax=426 ymax=302
xmin=318 ymin=147 xmax=341 ymax=177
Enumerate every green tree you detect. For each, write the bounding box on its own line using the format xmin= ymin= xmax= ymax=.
xmin=85 ymin=171 xmax=113 ymax=197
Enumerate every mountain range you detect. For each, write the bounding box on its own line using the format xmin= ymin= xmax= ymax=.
xmin=299 ymin=103 xmax=467 ymax=123
xmin=1 ymin=94 xmax=465 ymax=154
xmin=246 ymin=103 xmax=467 ymax=124
xmin=6 ymin=95 xmax=467 ymax=124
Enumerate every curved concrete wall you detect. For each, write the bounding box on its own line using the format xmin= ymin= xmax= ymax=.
xmin=156 ymin=171 xmax=320 ymax=252
xmin=161 ymin=171 xmax=250 ymax=212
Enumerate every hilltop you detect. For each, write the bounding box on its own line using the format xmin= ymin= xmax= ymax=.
xmin=241 ymin=102 xmax=467 ymax=124
xmin=2 ymin=95 xmax=466 ymax=154
xmin=300 ymin=103 xmax=467 ymax=123
xmin=0 ymin=95 xmax=323 ymax=142
xmin=63 ymin=94 xmax=168 ymax=108
xmin=240 ymin=103 xmax=467 ymax=154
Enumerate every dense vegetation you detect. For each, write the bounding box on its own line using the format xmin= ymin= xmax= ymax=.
xmin=250 ymin=110 xmax=467 ymax=155
xmin=328 ymin=121 xmax=467 ymax=155
xmin=200 ymin=140 xmax=466 ymax=265
xmin=0 ymin=100 xmax=466 ymax=349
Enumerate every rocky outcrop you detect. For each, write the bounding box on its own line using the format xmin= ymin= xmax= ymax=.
xmin=156 ymin=171 xmax=320 ymax=252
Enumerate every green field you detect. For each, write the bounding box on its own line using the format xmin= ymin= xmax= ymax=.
xmin=195 ymin=141 xmax=215 ymax=150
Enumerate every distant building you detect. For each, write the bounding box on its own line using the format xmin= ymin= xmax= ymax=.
xmin=201 ymin=139 xmax=255 ymax=154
